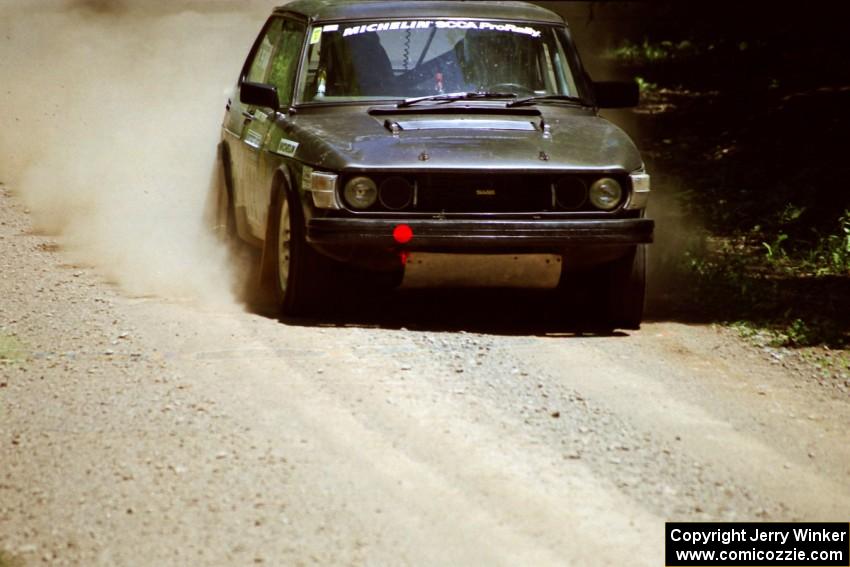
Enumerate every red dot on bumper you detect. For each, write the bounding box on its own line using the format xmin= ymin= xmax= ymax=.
xmin=393 ymin=224 xmax=413 ymax=244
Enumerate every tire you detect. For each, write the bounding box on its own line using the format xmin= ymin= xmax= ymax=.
xmin=262 ymin=185 xmax=331 ymax=317
xmin=558 ymin=245 xmax=645 ymax=330
xmin=602 ymin=245 xmax=646 ymax=330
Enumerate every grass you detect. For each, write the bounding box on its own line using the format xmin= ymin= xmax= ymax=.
xmin=730 ymin=319 xmax=850 ymax=385
xmin=658 ymin=233 xmax=849 ymax=347
xmin=655 ymin=227 xmax=849 ymax=382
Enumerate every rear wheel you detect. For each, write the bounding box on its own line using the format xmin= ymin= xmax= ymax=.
xmin=212 ymin=147 xmax=269 ymax=311
xmin=211 ymin=144 xmax=236 ymax=244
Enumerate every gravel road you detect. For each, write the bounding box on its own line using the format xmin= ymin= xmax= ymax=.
xmin=2 ymin=183 xmax=849 ymax=566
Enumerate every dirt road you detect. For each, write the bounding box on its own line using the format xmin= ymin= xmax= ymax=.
xmin=1 ymin=2 xmax=848 ymax=566
xmin=2 ymin=182 xmax=849 ymax=565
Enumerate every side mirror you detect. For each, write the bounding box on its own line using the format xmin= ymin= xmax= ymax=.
xmin=593 ymin=81 xmax=640 ymax=108
xmin=240 ymin=81 xmax=280 ymax=111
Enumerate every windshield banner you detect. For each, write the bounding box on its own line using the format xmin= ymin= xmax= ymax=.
xmin=340 ymin=20 xmax=541 ymax=39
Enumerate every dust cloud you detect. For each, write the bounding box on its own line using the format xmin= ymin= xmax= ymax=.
xmin=0 ymin=0 xmax=273 ymax=304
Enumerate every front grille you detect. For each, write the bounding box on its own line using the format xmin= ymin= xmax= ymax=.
xmin=340 ymin=173 xmax=631 ymax=214
xmin=416 ymin=174 xmax=552 ymax=213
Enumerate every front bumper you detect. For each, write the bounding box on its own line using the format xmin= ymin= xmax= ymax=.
xmin=307 ymin=217 xmax=654 ymax=252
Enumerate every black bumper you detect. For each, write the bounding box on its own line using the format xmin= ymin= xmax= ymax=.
xmin=307 ymin=217 xmax=654 ymax=251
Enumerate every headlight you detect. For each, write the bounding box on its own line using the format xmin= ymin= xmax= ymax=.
xmin=589 ymin=177 xmax=623 ymax=210
xmin=379 ymin=177 xmax=414 ymax=210
xmin=554 ymin=177 xmax=587 ymax=210
xmin=344 ymin=176 xmax=377 ymax=210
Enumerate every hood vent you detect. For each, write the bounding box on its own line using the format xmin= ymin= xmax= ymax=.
xmin=389 ymin=118 xmax=538 ymax=132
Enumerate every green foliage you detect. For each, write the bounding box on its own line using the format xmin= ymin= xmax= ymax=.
xmin=668 ymin=234 xmax=848 ymax=348
xmin=778 ymin=203 xmax=806 ymax=224
xmin=762 ymin=233 xmax=788 ymax=262
xmin=681 ymin=239 xmax=755 ymax=302
xmin=634 ymin=76 xmax=658 ymax=94
xmin=611 ymin=38 xmax=697 ymax=64
xmin=808 ymin=210 xmax=850 ymax=274
xmin=731 ymin=320 xmax=760 ymax=339
xmin=772 ymin=319 xmax=814 ymax=347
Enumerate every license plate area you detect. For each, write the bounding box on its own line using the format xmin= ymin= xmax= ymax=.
xmin=401 ymin=253 xmax=562 ymax=289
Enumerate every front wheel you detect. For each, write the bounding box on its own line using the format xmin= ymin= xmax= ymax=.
xmin=263 ymin=187 xmax=331 ymax=317
xmin=603 ymin=245 xmax=646 ymax=330
xmin=559 ymin=246 xmax=646 ymax=330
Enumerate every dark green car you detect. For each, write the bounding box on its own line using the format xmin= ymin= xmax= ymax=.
xmin=215 ymin=0 xmax=653 ymax=328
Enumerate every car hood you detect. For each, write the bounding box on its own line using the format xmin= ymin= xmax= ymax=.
xmin=279 ymin=105 xmax=642 ymax=172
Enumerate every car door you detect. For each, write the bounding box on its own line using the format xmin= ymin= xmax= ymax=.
xmin=225 ymin=17 xmax=286 ymax=240
xmin=252 ymin=19 xmax=307 ymax=235
xmin=239 ymin=18 xmax=309 ymax=240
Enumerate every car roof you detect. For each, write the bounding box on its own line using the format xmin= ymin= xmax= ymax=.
xmin=274 ymin=0 xmax=565 ymax=25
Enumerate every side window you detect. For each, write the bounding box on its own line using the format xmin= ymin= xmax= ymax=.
xmin=266 ymin=21 xmax=307 ymax=106
xmin=246 ymin=18 xmax=285 ymax=84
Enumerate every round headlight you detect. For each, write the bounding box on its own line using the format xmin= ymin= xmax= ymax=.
xmin=344 ymin=176 xmax=378 ymax=210
xmin=554 ymin=177 xmax=587 ymax=210
xmin=379 ymin=177 xmax=414 ymax=210
xmin=589 ymin=178 xmax=623 ymax=210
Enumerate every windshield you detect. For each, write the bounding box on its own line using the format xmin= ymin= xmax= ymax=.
xmin=296 ymin=19 xmax=584 ymax=104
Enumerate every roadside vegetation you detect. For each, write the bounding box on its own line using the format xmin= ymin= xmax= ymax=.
xmin=602 ymin=3 xmax=850 ymax=383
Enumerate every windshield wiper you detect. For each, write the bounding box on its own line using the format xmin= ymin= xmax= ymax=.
xmin=506 ymin=95 xmax=587 ymax=108
xmin=397 ymin=91 xmax=516 ymax=108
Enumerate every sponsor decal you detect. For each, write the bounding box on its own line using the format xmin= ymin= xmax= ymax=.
xmin=244 ymin=129 xmax=263 ymax=149
xmin=277 ymin=138 xmax=299 ymax=157
xmin=310 ymin=27 xmax=322 ymax=44
xmin=341 ymin=20 xmax=541 ymax=39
